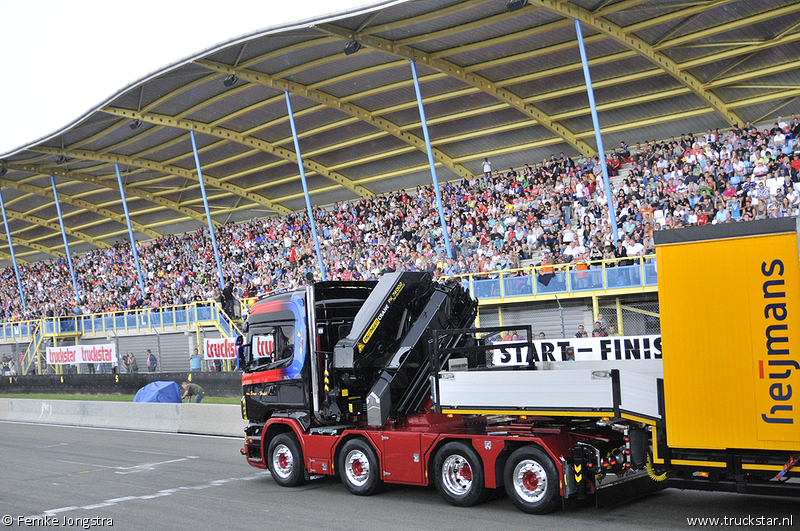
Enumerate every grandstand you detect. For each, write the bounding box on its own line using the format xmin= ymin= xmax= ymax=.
xmin=1 ymin=0 xmax=799 ymax=377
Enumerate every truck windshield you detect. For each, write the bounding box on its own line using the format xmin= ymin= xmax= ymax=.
xmin=248 ymin=324 xmax=294 ymax=371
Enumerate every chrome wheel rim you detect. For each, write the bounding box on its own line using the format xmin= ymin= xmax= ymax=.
xmin=345 ymin=449 xmax=370 ymax=486
xmin=513 ymin=459 xmax=547 ymax=503
xmin=441 ymin=454 xmax=473 ymax=496
xmin=272 ymin=444 xmax=293 ymax=479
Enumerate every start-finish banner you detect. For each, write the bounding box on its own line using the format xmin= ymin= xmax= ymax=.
xmin=489 ymin=335 xmax=662 ymax=366
xmin=46 ymin=344 xmax=117 ymax=365
xmin=204 ymin=338 xmax=237 ymax=360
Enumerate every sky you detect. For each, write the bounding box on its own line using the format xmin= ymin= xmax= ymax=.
xmin=0 ymin=0 xmax=380 ymax=155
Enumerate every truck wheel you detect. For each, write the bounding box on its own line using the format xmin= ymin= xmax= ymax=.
xmin=338 ymin=439 xmax=381 ymax=495
xmin=268 ymin=433 xmax=305 ymax=487
xmin=433 ymin=441 xmax=487 ymax=507
xmin=504 ymin=446 xmax=559 ymax=514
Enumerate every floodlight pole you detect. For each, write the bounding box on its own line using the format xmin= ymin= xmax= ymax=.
xmin=575 ymin=19 xmax=620 ymax=244
xmin=284 ymin=90 xmax=327 ymax=281
xmin=0 ymin=187 xmax=26 ymax=311
xmin=410 ymin=59 xmax=453 ymax=259
xmin=189 ymin=130 xmax=226 ymax=290
xmin=114 ymin=163 xmax=146 ymax=296
xmin=50 ymin=176 xmax=81 ymax=303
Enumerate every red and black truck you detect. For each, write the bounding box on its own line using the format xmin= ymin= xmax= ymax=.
xmin=238 ymin=271 xmax=657 ymax=513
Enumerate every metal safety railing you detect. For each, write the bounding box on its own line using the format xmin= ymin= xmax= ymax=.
xmin=0 ymin=318 xmax=39 ymax=343
xmin=1 ymin=302 xmax=241 ymax=374
xmin=449 ymin=255 xmax=657 ymax=301
xmin=37 ymin=301 xmax=241 ymax=339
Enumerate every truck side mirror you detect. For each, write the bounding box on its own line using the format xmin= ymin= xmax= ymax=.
xmin=236 ymin=335 xmax=247 ymax=370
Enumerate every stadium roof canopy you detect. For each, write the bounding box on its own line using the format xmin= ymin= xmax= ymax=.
xmin=1 ymin=0 xmax=799 ymax=267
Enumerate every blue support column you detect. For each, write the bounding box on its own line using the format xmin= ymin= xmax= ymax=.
xmin=410 ymin=59 xmax=453 ymax=259
xmin=50 ymin=176 xmax=81 ymax=303
xmin=189 ymin=130 xmax=226 ymax=290
xmin=114 ymin=163 xmax=146 ymax=295
xmin=284 ymin=90 xmax=327 ymax=281
xmin=574 ymin=19 xmax=620 ymax=244
xmin=0 ymin=188 xmax=27 ymax=311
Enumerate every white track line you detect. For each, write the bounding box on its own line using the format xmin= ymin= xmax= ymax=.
xmin=27 ymin=472 xmax=269 ymax=519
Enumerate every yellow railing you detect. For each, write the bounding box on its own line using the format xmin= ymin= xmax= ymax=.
xmin=444 ymin=254 xmax=658 ymax=301
xmin=235 ymin=254 xmax=658 ymax=309
xmin=42 ymin=300 xmax=241 ymax=338
xmin=0 ymin=317 xmax=40 ymax=343
xmin=2 ymin=301 xmax=242 ymax=365
xmin=20 ymin=322 xmax=43 ymax=375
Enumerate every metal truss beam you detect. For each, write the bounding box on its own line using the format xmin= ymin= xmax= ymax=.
xmin=29 ymin=146 xmax=289 ymax=216
xmin=6 ymin=164 xmax=209 ymax=230
xmin=315 ymin=23 xmax=597 ymax=158
xmin=1 ymin=207 xmax=109 ymax=249
xmin=651 ymin=3 xmax=800 ymax=51
xmin=195 ymin=59 xmax=477 ymax=183
xmin=0 ymin=250 xmax=26 ymax=264
xmin=77 ymin=38 xmax=334 ymax=162
xmin=2 ymin=172 xmax=162 ymax=240
xmin=530 ymin=0 xmax=744 ymax=127
xmin=0 ymin=231 xmax=63 ymax=259
xmin=103 ymin=106 xmax=375 ymax=200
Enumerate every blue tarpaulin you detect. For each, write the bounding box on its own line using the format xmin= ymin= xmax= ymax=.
xmin=133 ymin=381 xmax=182 ymax=403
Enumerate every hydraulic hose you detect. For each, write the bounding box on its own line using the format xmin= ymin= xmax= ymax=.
xmin=647 ymin=453 xmax=668 ymax=482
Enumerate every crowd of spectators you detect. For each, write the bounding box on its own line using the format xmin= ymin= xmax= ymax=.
xmin=1 ymin=115 xmax=799 ymax=324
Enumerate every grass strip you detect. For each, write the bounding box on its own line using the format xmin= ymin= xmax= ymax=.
xmin=0 ymin=393 xmax=240 ymax=404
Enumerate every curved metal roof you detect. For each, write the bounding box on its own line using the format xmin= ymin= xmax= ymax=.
xmin=2 ymin=0 xmax=799 ymax=267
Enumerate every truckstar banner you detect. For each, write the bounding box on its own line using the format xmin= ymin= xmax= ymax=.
xmin=489 ymin=335 xmax=662 ymax=366
xmin=204 ymin=338 xmax=237 ymax=359
xmin=253 ymin=335 xmax=275 ymax=359
xmin=45 ymin=344 xmax=117 ymax=365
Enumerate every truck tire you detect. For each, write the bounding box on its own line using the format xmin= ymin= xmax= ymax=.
xmin=433 ymin=441 xmax=487 ymax=507
xmin=338 ymin=439 xmax=381 ymax=495
xmin=267 ymin=433 xmax=305 ymax=487
xmin=504 ymin=446 xmax=559 ymax=514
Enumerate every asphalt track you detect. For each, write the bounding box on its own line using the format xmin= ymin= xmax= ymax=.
xmin=2 ymin=421 xmax=797 ymax=531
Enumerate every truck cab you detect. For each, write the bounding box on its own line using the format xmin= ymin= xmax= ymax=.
xmin=241 ymin=281 xmax=376 ymax=445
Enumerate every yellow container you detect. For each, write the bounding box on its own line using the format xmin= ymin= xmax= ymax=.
xmin=656 ymin=220 xmax=800 ymax=451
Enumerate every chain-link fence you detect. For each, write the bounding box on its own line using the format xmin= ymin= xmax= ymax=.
xmin=0 ymin=328 xmax=232 ymax=376
xmin=597 ymin=300 xmax=661 ymax=336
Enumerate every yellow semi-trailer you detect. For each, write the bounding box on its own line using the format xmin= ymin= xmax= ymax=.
xmin=654 ymin=217 xmax=800 ymax=493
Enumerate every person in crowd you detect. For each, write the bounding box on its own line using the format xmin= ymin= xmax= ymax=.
xmin=190 ymin=348 xmax=202 ymax=372
xmin=481 ymin=157 xmax=492 ymax=177
xmin=593 ymin=321 xmax=607 ymax=337
xmin=128 ymin=353 xmax=139 ymax=373
xmin=146 ymin=349 xmax=157 ymax=373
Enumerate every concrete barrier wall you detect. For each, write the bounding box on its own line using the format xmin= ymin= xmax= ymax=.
xmin=0 ymin=398 xmax=245 ymax=437
xmin=179 ymin=402 xmax=245 ymax=437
